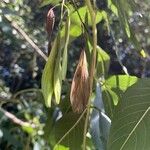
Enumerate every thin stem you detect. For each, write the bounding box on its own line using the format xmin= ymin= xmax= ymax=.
xmin=61 ymin=0 xmax=65 ymax=19
xmin=13 ymin=88 xmax=41 ymax=99
xmin=0 ymin=107 xmax=37 ymax=128
xmin=3 ymin=15 xmax=48 ymax=61
xmin=83 ymin=0 xmax=97 ymax=149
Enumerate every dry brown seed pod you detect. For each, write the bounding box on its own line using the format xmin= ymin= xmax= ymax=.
xmin=46 ymin=8 xmax=55 ymax=38
xmin=70 ymin=50 xmax=90 ymax=113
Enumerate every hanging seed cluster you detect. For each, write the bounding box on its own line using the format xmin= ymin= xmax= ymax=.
xmin=70 ymin=50 xmax=90 ymax=113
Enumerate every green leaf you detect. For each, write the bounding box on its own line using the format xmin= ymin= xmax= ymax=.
xmin=62 ymin=16 xmax=70 ymax=80
xmin=102 ymin=88 xmax=115 ymax=118
xmin=54 ymin=55 xmax=62 ymax=104
xmin=106 ymin=75 xmax=138 ymax=92
xmin=70 ymin=6 xmax=103 ymax=26
xmin=41 ymin=35 xmax=60 ymax=107
xmin=40 ymin=0 xmax=60 ymax=7
xmin=125 ymin=19 xmax=131 ymax=38
xmin=63 ymin=6 xmax=103 ymax=38
xmin=69 ymin=24 xmax=82 ymax=37
xmin=102 ymin=75 xmax=138 ymax=117
xmin=101 ymin=11 xmax=110 ymax=33
xmin=53 ymin=112 xmax=85 ymax=150
xmin=22 ymin=126 xmax=35 ymax=135
xmin=53 ymin=15 xmax=70 ymax=104
xmin=54 ymin=145 xmax=69 ymax=150
xmin=108 ymin=0 xmax=118 ymax=16
xmin=61 ymin=23 xmax=81 ymax=38
xmin=96 ymin=46 xmax=110 ymax=77
xmin=107 ymin=88 xmax=119 ymax=105
xmin=107 ymin=78 xmax=150 ymax=150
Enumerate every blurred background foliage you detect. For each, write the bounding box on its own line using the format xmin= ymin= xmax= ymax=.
xmin=0 ymin=0 xmax=149 ymax=149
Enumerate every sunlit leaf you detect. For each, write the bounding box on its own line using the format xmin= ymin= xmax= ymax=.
xmin=54 ymin=15 xmax=70 ymax=104
xmin=96 ymin=46 xmax=110 ymax=77
xmin=108 ymin=0 xmax=118 ymax=16
xmin=69 ymin=24 xmax=82 ymax=37
xmin=101 ymin=11 xmax=110 ymax=33
xmin=22 ymin=126 xmax=35 ymax=135
xmin=125 ymin=20 xmax=131 ymax=38
xmin=102 ymin=75 xmax=138 ymax=117
xmin=53 ymin=32 xmax=62 ymax=104
xmin=70 ymin=6 xmax=103 ymax=26
xmin=54 ymin=145 xmax=69 ymax=150
xmin=54 ymin=58 xmax=62 ymax=104
xmin=41 ymin=35 xmax=60 ymax=107
xmin=106 ymin=75 xmax=138 ymax=92
xmin=140 ymin=49 xmax=147 ymax=58
xmin=62 ymin=16 xmax=70 ymax=80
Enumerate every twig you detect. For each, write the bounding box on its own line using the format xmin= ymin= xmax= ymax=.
xmin=0 ymin=107 xmax=37 ymax=128
xmin=4 ymin=16 xmax=48 ymax=61
xmin=13 ymin=88 xmax=41 ymax=99
xmin=83 ymin=0 xmax=97 ymax=149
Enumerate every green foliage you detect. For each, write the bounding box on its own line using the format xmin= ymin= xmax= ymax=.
xmin=97 ymin=46 xmax=110 ymax=77
xmin=102 ymin=75 xmax=138 ymax=117
xmin=70 ymin=6 xmax=103 ymax=26
xmin=54 ymin=112 xmax=85 ymax=150
xmin=62 ymin=17 xmax=70 ymax=80
xmin=106 ymin=75 xmax=138 ymax=92
xmin=108 ymin=78 xmax=150 ymax=150
xmin=108 ymin=0 xmax=118 ymax=16
xmin=42 ymin=35 xmax=60 ymax=107
xmin=41 ymin=9 xmax=70 ymax=106
xmin=0 ymin=0 xmax=150 ymax=149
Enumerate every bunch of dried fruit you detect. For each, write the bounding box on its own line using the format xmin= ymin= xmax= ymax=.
xmin=70 ymin=50 xmax=90 ymax=113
